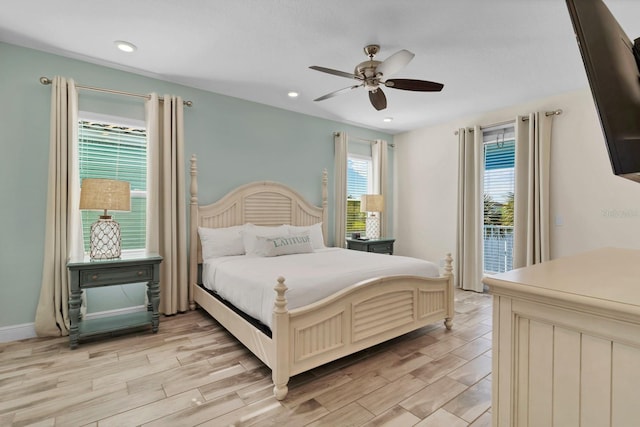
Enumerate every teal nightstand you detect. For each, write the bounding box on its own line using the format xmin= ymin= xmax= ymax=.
xmin=346 ymin=238 xmax=395 ymax=255
xmin=67 ymin=252 xmax=163 ymax=348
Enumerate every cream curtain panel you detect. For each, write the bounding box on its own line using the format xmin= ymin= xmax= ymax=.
xmin=145 ymin=94 xmax=188 ymax=314
xmin=35 ymin=77 xmax=84 ymax=336
xmin=372 ymin=139 xmax=389 ymax=237
xmin=456 ymin=126 xmax=485 ymax=292
xmin=334 ymin=132 xmax=348 ymax=248
xmin=513 ymin=112 xmax=553 ymax=268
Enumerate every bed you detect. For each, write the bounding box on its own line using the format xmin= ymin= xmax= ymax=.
xmin=188 ymin=154 xmax=454 ymax=400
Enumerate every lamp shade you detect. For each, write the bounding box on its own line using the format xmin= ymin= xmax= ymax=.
xmin=80 ymin=179 xmax=131 ymax=212
xmin=360 ymin=194 xmax=384 ymax=213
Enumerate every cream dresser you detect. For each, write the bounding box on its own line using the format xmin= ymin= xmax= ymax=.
xmin=483 ymin=248 xmax=640 ymax=427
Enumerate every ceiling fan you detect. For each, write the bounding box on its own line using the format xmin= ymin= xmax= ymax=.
xmin=309 ymin=44 xmax=444 ymax=111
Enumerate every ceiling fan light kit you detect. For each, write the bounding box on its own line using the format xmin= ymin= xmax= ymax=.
xmin=310 ymin=44 xmax=444 ymax=111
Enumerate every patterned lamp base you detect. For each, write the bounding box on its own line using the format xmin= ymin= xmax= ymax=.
xmin=365 ymin=215 xmax=381 ymax=239
xmin=89 ymin=217 xmax=122 ymax=259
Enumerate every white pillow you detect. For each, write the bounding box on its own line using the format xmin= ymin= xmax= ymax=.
xmin=198 ymin=225 xmax=245 ymax=259
xmin=252 ymin=231 xmax=313 ymax=257
xmin=287 ymin=223 xmax=326 ymax=250
xmin=243 ymin=225 xmax=289 ymax=256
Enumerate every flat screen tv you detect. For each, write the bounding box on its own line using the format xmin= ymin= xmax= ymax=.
xmin=566 ymin=0 xmax=640 ymax=182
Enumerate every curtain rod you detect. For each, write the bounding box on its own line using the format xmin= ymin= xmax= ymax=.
xmin=39 ymin=77 xmax=193 ymax=107
xmin=333 ymin=132 xmax=395 ymax=148
xmin=352 ymin=136 xmax=377 ymax=144
xmin=334 ymin=132 xmax=376 ymax=144
xmin=454 ymin=109 xmax=563 ymax=135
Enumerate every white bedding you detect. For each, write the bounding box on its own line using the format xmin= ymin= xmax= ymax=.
xmin=202 ymin=247 xmax=440 ymax=327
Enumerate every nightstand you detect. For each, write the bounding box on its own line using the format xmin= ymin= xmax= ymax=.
xmin=346 ymin=238 xmax=395 ymax=255
xmin=67 ymin=252 xmax=163 ymax=349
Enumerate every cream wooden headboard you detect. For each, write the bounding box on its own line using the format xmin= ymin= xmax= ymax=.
xmin=188 ymin=154 xmax=328 ymax=308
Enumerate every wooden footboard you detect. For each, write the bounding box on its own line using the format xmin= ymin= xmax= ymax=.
xmin=271 ymin=255 xmax=454 ymax=399
xmin=193 ymin=261 xmax=454 ymax=401
xmin=288 ymin=276 xmax=452 ymax=372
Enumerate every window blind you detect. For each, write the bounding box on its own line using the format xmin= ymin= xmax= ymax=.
xmin=78 ymin=120 xmax=147 ymax=252
xmin=346 ymin=156 xmax=370 ymax=235
xmin=483 ymin=139 xmax=515 ymax=221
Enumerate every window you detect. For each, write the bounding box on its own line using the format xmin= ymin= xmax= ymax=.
xmin=78 ymin=118 xmax=147 ymax=253
xmin=346 ymin=155 xmax=372 ymax=236
xmin=483 ymin=125 xmax=515 ymax=274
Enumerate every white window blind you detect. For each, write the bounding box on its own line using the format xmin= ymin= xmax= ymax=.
xmin=78 ymin=120 xmax=147 ymax=252
xmin=346 ymin=155 xmax=371 ymax=236
xmin=483 ymin=126 xmax=515 ymax=273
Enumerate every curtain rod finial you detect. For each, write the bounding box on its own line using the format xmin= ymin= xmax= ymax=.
xmin=40 ymin=76 xmax=51 ymax=85
xmin=544 ymin=109 xmax=563 ymax=117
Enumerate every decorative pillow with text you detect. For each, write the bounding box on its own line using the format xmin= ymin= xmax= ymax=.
xmin=252 ymin=231 xmax=313 ymax=257
xmin=242 ymin=225 xmax=289 ymax=255
xmin=287 ymin=223 xmax=326 ymax=250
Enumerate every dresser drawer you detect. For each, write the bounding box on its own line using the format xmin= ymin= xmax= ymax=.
xmin=80 ymin=265 xmax=153 ymax=287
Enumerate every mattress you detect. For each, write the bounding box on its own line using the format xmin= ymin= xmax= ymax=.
xmin=202 ymin=248 xmax=440 ymax=327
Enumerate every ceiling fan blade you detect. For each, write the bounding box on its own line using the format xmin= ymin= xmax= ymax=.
xmin=309 ymin=66 xmax=360 ymax=80
xmin=376 ymin=49 xmax=415 ymax=77
xmin=385 ymin=79 xmax=444 ymax=92
xmin=369 ymin=89 xmax=387 ymax=111
xmin=314 ymin=85 xmax=361 ymax=102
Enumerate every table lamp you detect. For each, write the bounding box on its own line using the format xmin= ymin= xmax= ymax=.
xmin=80 ymin=178 xmax=131 ymax=259
xmin=360 ymin=194 xmax=384 ymax=239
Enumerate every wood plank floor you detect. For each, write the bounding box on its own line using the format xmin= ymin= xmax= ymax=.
xmin=0 ymin=290 xmax=492 ymax=426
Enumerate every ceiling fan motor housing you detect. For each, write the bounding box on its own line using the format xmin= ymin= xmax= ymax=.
xmin=355 ymin=60 xmax=382 ymax=91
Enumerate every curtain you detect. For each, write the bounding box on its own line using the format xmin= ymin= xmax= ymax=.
xmin=334 ymin=132 xmax=348 ymax=248
xmin=145 ymin=94 xmax=188 ymax=314
xmin=513 ymin=112 xmax=553 ymax=268
xmin=35 ymin=77 xmax=84 ymax=336
xmin=456 ymin=126 xmax=485 ymax=292
xmin=372 ymin=139 xmax=389 ymax=237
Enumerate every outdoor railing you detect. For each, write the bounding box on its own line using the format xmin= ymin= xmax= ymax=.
xmin=484 ymin=224 xmax=514 ymax=274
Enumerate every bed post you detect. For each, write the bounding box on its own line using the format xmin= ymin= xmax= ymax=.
xmin=321 ymin=168 xmax=328 ymax=246
xmin=272 ymin=276 xmax=290 ymax=400
xmin=443 ymin=252 xmax=454 ymax=330
xmin=189 ymin=154 xmax=199 ymax=311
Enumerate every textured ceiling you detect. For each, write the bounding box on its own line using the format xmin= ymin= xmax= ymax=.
xmin=1 ymin=0 xmax=639 ymax=134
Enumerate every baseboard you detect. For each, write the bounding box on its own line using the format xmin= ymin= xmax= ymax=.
xmin=0 ymin=323 xmax=37 ymax=343
xmin=0 ymin=305 xmax=147 ymax=343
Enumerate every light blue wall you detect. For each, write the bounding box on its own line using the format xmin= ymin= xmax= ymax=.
xmin=0 ymin=42 xmax=393 ymax=327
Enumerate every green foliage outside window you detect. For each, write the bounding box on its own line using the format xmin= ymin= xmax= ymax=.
xmin=483 ymin=192 xmax=514 ymax=227
xmin=346 ymin=198 xmax=366 ymax=235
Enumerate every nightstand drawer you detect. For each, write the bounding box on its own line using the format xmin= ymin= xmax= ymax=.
xmin=80 ymin=265 xmax=153 ymax=287
xmin=345 ymin=238 xmax=395 ymax=255
xmin=369 ymin=243 xmax=393 ymax=254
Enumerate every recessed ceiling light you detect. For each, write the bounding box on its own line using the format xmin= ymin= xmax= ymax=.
xmin=115 ymin=40 xmax=137 ymax=53
xmin=287 ymin=91 xmax=299 ymax=98
xmin=383 ymin=117 xmax=393 ymax=122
